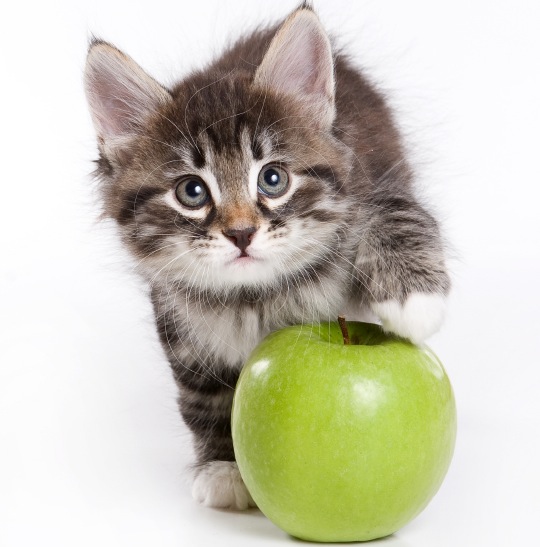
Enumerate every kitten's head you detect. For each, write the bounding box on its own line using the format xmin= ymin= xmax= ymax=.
xmin=85 ymin=7 xmax=355 ymax=293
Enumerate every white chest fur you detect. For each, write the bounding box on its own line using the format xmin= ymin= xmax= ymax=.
xmin=174 ymin=302 xmax=266 ymax=367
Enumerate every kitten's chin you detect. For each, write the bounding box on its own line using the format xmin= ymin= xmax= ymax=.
xmin=225 ymin=255 xmax=267 ymax=280
xmin=207 ymin=255 xmax=280 ymax=289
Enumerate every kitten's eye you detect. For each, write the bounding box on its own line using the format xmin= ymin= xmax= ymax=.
xmin=175 ymin=176 xmax=210 ymax=208
xmin=258 ymin=164 xmax=289 ymax=197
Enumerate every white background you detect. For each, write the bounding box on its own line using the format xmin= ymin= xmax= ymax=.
xmin=1 ymin=1 xmax=539 ymax=545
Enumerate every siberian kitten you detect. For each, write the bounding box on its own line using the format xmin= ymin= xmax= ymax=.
xmin=84 ymin=4 xmax=450 ymax=509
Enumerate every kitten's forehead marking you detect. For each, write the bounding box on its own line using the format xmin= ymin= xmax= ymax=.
xmin=196 ymin=127 xmax=257 ymax=203
xmin=256 ymin=130 xmax=275 ymax=159
xmin=162 ymin=127 xmax=297 ymax=215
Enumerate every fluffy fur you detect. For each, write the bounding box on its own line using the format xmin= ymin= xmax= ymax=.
xmin=192 ymin=461 xmax=256 ymax=509
xmin=84 ymin=4 xmax=450 ymax=509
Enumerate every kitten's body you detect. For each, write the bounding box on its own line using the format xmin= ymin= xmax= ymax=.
xmin=85 ymin=5 xmax=449 ymax=509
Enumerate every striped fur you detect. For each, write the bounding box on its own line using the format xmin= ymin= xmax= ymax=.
xmin=85 ymin=5 xmax=450 ymax=509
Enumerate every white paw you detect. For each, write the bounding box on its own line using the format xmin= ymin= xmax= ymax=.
xmin=191 ymin=461 xmax=256 ymax=510
xmin=371 ymin=292 xmax=446 ymax=344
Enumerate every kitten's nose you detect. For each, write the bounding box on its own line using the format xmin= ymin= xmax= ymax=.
xmin=223 ymin=227 xmax=257 ymax=255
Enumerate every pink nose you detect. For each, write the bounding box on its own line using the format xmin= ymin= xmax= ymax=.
xmin=223 ymin=227 xmax=257 ymax=254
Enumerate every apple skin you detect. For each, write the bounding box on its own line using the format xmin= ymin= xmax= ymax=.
xmin=231 ymin=322 xmax=456 ymax=543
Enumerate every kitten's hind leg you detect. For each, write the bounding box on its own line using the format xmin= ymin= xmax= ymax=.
xmin=191 ymin=461 xmax=256 ymax=510
xmin=175 ymin=371 xmax=256 ymax=510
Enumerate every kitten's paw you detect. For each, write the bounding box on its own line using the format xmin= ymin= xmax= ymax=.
xmin=192 ymin=461 xmax=256 ymax=510
xmin=371 ymin=292 xmax=446 ymax=344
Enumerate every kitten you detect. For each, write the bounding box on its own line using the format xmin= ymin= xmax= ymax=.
xmin=84 ymin=4 xmax=450 ymax=510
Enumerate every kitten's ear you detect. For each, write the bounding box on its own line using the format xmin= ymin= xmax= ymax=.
xmin=84 ymin=40 xmax=171 ymax=160
xmin=254 ymin=7 xmax=335 ymax=129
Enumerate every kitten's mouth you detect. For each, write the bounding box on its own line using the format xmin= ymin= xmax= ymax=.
xmin=228 ymin=252 xmax=259 ymax=265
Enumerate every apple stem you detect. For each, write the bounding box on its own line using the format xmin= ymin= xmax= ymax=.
xmin=338 ymin=315 xmax=350 ymax=345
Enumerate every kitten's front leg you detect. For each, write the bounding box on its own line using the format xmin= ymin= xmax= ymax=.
xmin=173 ymin=366 xmax=256 ymax=510
xmin=356 ymin=192 xmax=450 ymax=344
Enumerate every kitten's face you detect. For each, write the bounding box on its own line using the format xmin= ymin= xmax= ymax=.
xmin=110 ymin=78 xmax=353 ymax=291
xmin=86 ymin=11 xmax=356 ymax=293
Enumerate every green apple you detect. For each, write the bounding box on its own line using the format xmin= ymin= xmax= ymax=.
xmin=231 ymin=321 xmax=456 ymax=543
